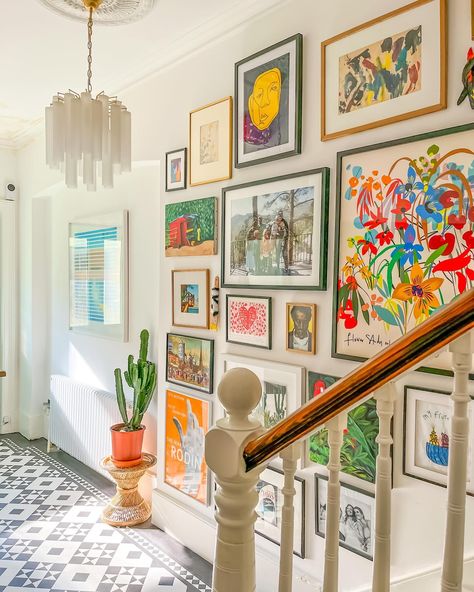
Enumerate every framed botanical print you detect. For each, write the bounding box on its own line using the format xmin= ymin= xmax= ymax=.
xmin=226 ymin=295 xmax=272 ymax=349
xmin=166 ymin=333 xmax=214 ymax=395
xmin=306 ymin=372 xmax=379 ymax=484
xmin=235 ymin=33 xmax=303 ymax=168
xmin=165 ymin=196 xmax=217 ymax=257
xmin=403 ymin=385 xmax=474 ymax=495
xmin=256 ymin=466 xmax=305 ymax=557
xmin=315 ymin=474 xmax=375 ymax=560
xmin=165 ymin=389 xmax=211 ymax=505
xmin=69 ymin=210 xmax=128 ymax=341
xmin=165 ymin=148 xmax=187 ymax=192
xmin=286 ymin=303 xmax=316 ymax=354
xmin=333 ymin=123 xmax=474 ymax=375
xmin=189 ymin=97 xmax=232 ymax=186
xmin=321 ymin=0 xmax=447 ymax=140
xmin=172 ymin=269 xmax=210 ymax=329
xmin=222 ymin=168 xmax=330 ymax=290
xmin=222 ymin=354 xmax=304 ymax=429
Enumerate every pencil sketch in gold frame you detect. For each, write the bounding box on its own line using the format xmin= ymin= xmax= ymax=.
xmin=321 ymin=0 xmax=447 ymax=141
xmin=286 ymin=303 xmax=316 ymax=355
xmin=189 ymin=97 xmax=233 ymax=186
xmin=171 ymin=269 xmax=210 ymax=329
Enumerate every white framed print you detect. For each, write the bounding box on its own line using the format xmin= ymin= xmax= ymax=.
xmin=403 ymin=385 xmax=474 ymax=495
xmin=172 ymin=269 xmax=210 ymax=329
xmin=321 ymin=0 xmax=447 ymax=140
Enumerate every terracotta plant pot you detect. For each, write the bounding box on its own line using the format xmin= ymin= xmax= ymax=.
xmin=110 ymin=423 xmax=145 ymax=468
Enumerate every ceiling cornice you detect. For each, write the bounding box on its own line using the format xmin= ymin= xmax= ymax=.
xmin=8 ymin=0 xmax=288 ymax=151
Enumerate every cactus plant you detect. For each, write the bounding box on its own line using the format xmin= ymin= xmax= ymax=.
xmin=114 ymin=329 xmax=157 ymax=431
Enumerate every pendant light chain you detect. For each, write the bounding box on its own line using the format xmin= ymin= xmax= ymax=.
xmin=87 ymin=7 xmax=94 ymax=93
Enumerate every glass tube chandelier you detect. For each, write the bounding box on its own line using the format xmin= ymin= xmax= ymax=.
xmin=45 ymin=0 xmax=131 ymax=191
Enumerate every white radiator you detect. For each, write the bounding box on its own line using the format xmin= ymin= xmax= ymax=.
xmin=49 ymin=375 xmax=122 ymax=478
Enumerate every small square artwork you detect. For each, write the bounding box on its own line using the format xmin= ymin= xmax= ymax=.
xmin=315 ymin=475 xmax=375 ymax=560
xmin=403 ymin=386 xmax=474 ymax=495
xmin=226 ymin=295 xmax=272 ymax=349
xmin=256 ymin=466 xmax=305 ymax=557
xmin=286 ymin=303 xmax=316 ymax=354
xmin=165 ymin=196 xmax=217 ymax=257
xmin=190 ymin=97 xmax=232 ymax=186
xmin=165 ymin=148 xmax=187 ymax=192
xmin=172 ymin=269 xmax=209 ymax=329
xmin=166 ymin=333 xmax=214 ymax=395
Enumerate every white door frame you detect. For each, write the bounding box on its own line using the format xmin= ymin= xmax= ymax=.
xmin=0 ymin=198 xmax=18 ymax=433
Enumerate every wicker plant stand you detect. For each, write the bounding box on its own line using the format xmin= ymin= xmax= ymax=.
xmin=100 ymin=453 xmax=157 ymax=527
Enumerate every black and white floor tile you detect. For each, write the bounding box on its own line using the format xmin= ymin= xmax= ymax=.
xmin=0 ymin=438 xmax=212 ymax=591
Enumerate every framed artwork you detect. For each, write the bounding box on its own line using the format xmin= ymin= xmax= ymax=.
xmin=172 ymin=269 xmax=210 ymax=329
xmin=189 ymin=97 xmax=232 ymax=186
xmin=223 ymin=354 xmax=304 ymax=429
xmin=166 ymin=333 xmax=214 ymax=395
xmin=306 ymin=372 xmax=379 ymax=484
xmin=235 ymin=33 xmax=303 ymax=168
xmin=165 ymin=148 xmax=187 ymax=192
xmin=286 ymin=303 xmax=316 ymax=354
xmin=165 ymin=197 xmax=217 ymax=257
xmin=226 ymin=295 xmax=272 ymax=349
xmin=321 ymin=0 xmax=447 ymax=140
xmin=69 ymin=210 xmax=128 ymax=341
xmin=315 ymin=474 xmax=375 ymax=561
xmin=403 ymin=386 xmax=474 ymax=495
xmin=222 ymin=168 xmax=330 ymax=290
xmin=333 ymin=123 xmax=474 ymax=375
xmin=256 ymin=466 xmax=305 ymax=557
xmin=165 ymin=389 xmax=211 ymax=505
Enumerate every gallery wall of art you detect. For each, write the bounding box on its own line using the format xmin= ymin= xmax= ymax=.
xmin=13 ymin=0 xmax=474 ymax=590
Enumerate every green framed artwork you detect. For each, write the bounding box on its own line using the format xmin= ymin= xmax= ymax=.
xmin=333 ymin=123 xmax=474 ymax=375
xmin=165 ymin=196 xmax=217 ymax=257
xmin=222 ymin=168 xmax=330 ymax=290
xmin=307 ymin=372 xmax=379 ymax=484
xmin=235 ymin=33 xmax=303 ymax=168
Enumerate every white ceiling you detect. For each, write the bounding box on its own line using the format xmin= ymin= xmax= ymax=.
xmin=0 ymin=0 xmax=283 ymax=148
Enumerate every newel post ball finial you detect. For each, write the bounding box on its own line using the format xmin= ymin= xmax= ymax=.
xmin=218 ymin=367 xmax=262 ymax=430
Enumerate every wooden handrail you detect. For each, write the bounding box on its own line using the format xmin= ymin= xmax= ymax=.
xmin=0 ymin=371 xmax=6 ymax=378
xmin=244 ymin=289 xmax=474 ymax=471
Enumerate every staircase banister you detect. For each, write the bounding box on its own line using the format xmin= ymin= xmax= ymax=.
xmin=0 ymin=371 xmax=6 ymax=378
xmin=243 ymin=289 xmax=474 ymax=472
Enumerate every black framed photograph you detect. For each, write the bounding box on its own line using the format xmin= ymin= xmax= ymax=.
xmin=226 ymin=295 xmax=272 ymax=349
xmin=222 ymin=168 xmax=330 ymax=290
xmin=256 ymin=466 xmax=305 ymax=557
xmin=235 ymin=33 xmax=303 ymax=168
xmin=332 ymin=123 xmax=474 ymax=376
xmin=403 ymin=385 xmax=474 ymax=495
xmin=165 ymin=148 xmax=187 ymax=191
xmin=166 ymin=333 xmax=214 ymax=395
xmin=315 ymin=474 xmax=375 ymax=561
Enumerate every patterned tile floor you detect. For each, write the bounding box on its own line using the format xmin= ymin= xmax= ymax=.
xmin=0 ymin=435 xmax=212 ymax=592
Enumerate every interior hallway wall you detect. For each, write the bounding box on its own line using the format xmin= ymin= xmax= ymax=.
xmin=14 ymin=0 xmax=474 ymax=590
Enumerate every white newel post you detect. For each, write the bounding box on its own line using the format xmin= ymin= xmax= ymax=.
xmin=372 ymin=384 xmax=396 ymax=592
xmin=323 ymin=414 xmax=347 ymax=592
xmin=278 ymin=443 xmax=301 ymax=592
xmin=205 ymin=368 xmax=265 ymax=592
xmin=441 ymin=331 xmax=473 ymax=592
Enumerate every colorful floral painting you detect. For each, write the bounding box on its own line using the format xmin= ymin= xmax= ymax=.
xmin=307 ymin=372 xmax=379 ymax=484
xmin=339 ymin=26 xmax=422 ymax=115
xmin=334 ymin=124 xmax=474 ymax=367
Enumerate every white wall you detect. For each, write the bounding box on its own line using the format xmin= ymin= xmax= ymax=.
xmin=14 ymin=0 xmax=474 ymax=590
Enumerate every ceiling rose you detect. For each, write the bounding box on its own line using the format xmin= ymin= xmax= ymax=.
xmin=37 ymin=0 xmax=157 ymax=25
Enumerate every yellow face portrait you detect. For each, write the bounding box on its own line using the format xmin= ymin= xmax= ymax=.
xmin=248 ymin=67 xmax=282 ymax=131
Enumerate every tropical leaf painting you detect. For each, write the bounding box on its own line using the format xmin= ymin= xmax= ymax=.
xmin=335 ymin=125 xmax=474 ymax=368
xmin=307 ymin=372 xmax=378 ymax=484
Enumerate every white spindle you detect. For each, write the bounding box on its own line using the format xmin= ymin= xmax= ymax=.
xmin=205 ymin=368 xmax=264 ymax=592
xmin=441 ymin=331 xmax=473 ymax=592
xmin=278 ymin=444 xmax=301 ymax=592
xmin=372 ymin=384 xmax=396 ymax=592
xmin=323 ymin=414 xmax=347 ymax=592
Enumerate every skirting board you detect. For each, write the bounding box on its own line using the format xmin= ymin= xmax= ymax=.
xmin=19 ymin=411 xmax=45 ymax=440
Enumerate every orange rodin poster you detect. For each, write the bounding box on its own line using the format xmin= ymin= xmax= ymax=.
xmin=165 ymin=389 xmax=210 ymax=504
